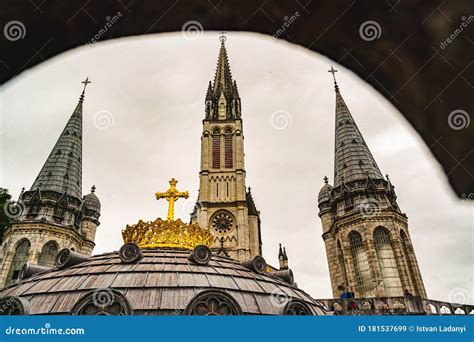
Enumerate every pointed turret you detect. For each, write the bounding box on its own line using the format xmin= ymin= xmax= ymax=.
xmin=30 ymin=89 xmax=85 ymax=199
xmin=329 ymin=67 xmax=383 ymax=186
xmin=204 ymin=34 xmax=241 ymax=120
xmin=18 ymin=78 xmax=92 ymax=227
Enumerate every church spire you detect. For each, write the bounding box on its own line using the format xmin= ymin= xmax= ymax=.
xmin=205 ymin=33 xmax=241 ymax=120
xmin=329 ymin=68 xmax=383 ymax=186
xmin=30 ymin=78 xmax=90 ymax=200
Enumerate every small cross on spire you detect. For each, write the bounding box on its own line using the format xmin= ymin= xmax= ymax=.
xmin=219 ymin=31 xmax=227 ymax=43
xmin=91 ymin=185 xmax=96 ymax=193
xmin=323 ymin=176 xmax=328 ymax=184
xmin=79 ymin=77 xmax=91 ymax=102
xmin=328 ymin=66 xmax=339 ymax=92
xmin=81 ymin=77 xmax=91 ymax=92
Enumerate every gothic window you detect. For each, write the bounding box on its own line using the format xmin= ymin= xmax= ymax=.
xmin=348 ymin=231 xmax=371 ymax=296
xmin=38 ymin=241 xmax=59 ymax=267
xmin=72 ymin=288 xmax=133 ymax=315
xmin=224 ymin=128 xmax=233 ymax=168
xmin=283 ymin=300 xmax=313 ymax=315
xmin=373 ymin=227 xmax=403 ymax=297
xmin=6 ymin=239 xmax=31 ymax=286
xmin=28 ymin=193 xmax=41 ymax=216
xmin=54 ymin=205 xmax=65 ymax=218
xmin=184 ymin=290 xmax=242 ymax=315
xmin=400 ymin=230 xmax=419 ymax=295
xmin=212 ymin=128 xmax=221 ymax=169
xmin=211 ymin=211 xmax=234 ymax=234
xmin=337 ymin=240 xmax=348 ymax=290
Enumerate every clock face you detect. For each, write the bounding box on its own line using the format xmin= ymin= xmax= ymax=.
xmin=212 ymin=213 xmax=233 ymax=234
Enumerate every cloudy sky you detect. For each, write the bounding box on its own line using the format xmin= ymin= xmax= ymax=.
xmin=1 ymin=32 xmax=472 ymax=304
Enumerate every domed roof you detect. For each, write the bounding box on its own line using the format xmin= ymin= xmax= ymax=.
xmin=318 ymin=182 xmax=333 ymax=203
xmin=83 ymin=188 xmax=100 ymax=212
xmin=0 ymin=249 xmax=326 ymax=315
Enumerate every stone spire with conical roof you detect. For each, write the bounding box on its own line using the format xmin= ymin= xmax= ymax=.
xmin=204 ymin=34 xmax=241 ymax=120
xmin=30 ymin=80 xmax=88 ymax=199
xmin=18 ymin=78 xmax=93 ymax=227
xmin=329 ymin=67 xmax=383 ymax=186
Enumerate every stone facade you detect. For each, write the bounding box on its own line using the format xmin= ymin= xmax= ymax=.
xmin=192 ymin=38 xmax=261 ymax=261
xmin=318 ymin=78 xmax=426 ymax=299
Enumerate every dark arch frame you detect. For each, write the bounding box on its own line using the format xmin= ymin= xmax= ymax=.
xmin=1 ymin=1 xmax=470 ymax=196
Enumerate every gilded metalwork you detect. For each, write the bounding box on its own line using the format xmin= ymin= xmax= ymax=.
xmin=123 ymin=179 xmax=212 ymax=250
xmin=122 ymin=218 xmax=213 ymax=250
xmin=155 ymin=178 xmax=189 ymax=221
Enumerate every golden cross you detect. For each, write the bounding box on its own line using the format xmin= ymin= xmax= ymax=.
xmin=155 ymin=178 xmax=189 ymax=221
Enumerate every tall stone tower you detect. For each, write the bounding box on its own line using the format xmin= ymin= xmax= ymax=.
xmin=0 ymin=80 xmax=101 ymax=287
xmin=317 ymin=68 xmax=426 ymax=299
xmin=192 ymin=36 xmax=262 ymax=261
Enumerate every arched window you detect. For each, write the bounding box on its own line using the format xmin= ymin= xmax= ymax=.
xmin=212 ymin=128 xmax=220 ymax=169
xmin=337 ymin=240 xmax=348 ymax=291
xmin=224 ymin=128 xmax=233 ymax=168
xmin=400 ymin=230 xmax=419 ymax=295
xmin=72 ymin=288 xmax=133 ymax=315
xmin=38 ymin=241 xmax=59 ymax=267
xmin=373 ymin=227 xmax=403 ymax=297
xmin=6 ymin=239 xmax=31 ymax=286
xmin=348 ymin=231 xmax=371 ymax=296
xmin=184 ymin=290 xmax=242 ymax=315
xmin=283 ymin=300 xmax=313 ymax=315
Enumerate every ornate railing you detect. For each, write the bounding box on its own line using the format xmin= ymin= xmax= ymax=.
xmin=315 ymin=296 xmax=474 ymax=315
